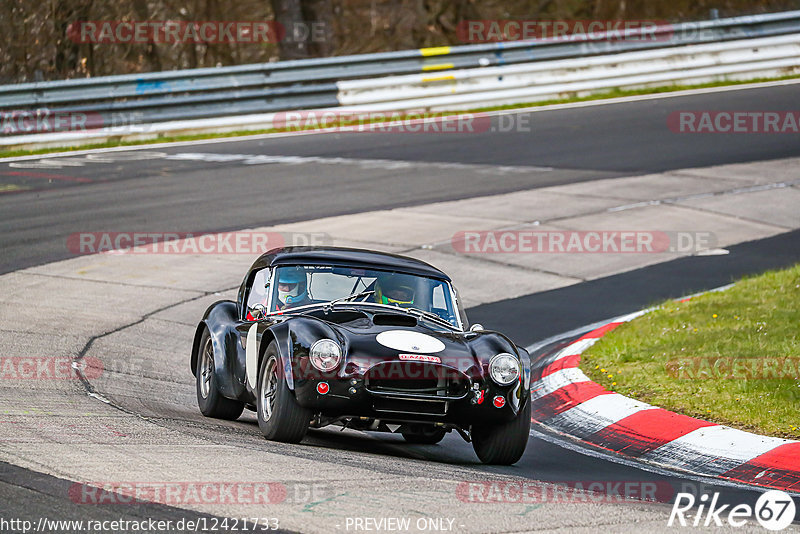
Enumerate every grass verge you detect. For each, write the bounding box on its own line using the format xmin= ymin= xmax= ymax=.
xmin=583 ymin=263 xmax=800 ymax=439
xmin=2 ymin=74 xmax=800 ymax=159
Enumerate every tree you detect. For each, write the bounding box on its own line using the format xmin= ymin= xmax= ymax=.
xmin=271 ymin=0 xmax=309 ymax=59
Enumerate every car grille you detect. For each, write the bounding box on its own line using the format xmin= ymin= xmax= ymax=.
xmin=372 ymin=397 xmax=447 ymax=416
xmin=364 ymin=361 xmax=470 ymax=399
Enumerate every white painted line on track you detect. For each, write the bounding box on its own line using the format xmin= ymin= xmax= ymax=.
xmin=6 ymin=150 xmax=552 ymax=173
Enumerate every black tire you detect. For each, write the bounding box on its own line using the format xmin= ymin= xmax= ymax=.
xmin=196 ymin=328 xmax=245 ymax=420
xmin=471 ymin=397 xmax=531 ymax=465
xmin=401 ymin=427 xmax=447 ymax=444
xmin=257 ymin=341 xmax=311 ymax=443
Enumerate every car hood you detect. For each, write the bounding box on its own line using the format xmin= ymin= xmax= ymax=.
xmin=335 ymin=323 xmax=487 ymax=377
xmin=281 ymin=307 xmax=520 ymax=379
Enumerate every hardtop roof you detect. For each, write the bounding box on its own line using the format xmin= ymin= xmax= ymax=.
xmin=249 ymin=246 xmax=450 ymax=280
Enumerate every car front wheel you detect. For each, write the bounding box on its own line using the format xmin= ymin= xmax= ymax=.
xmin=471 ymin=397 xmax=531 ymax=465
xmin=257 ymin=341 xmax=311 ymax=443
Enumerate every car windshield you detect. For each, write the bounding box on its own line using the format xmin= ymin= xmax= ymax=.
xmin=269 ymin=264 xmax=460 ymax=328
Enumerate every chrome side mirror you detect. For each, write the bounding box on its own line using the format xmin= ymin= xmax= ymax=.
xmin=249 ymin=303 xmax=267 ymax=321
xmin=469 ymin=323 xmax=484 ymax=332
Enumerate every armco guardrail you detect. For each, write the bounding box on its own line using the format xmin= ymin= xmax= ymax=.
xmin=1 ymin=10 xmax=800 ymax=148
xmin=337 ymin=33 xmax=800 ymax=111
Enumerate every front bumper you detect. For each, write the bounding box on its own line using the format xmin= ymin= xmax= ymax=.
xmin=292 ymin=360 xmax=527 ymax=426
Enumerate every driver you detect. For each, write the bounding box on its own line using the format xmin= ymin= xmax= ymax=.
xmin=374 ymin=273 xmax=415 ymax=306
xmin=277 ymin=267 xmax=311 ymax=309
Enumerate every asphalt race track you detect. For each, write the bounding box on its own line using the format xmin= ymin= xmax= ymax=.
xmin=1 ymin=83 xmax=799 ymax=532
xmin=1 ymin=82 xmax=800 ymax=274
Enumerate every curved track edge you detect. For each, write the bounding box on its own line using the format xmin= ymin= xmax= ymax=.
xmin=529 ymin=310 xmax=800 ymax=494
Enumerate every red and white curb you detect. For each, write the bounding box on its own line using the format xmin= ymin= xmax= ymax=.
xmin=529 ymin=311 xmax=800 ymax=493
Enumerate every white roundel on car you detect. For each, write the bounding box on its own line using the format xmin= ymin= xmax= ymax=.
xmin=375 ymin=330 xmax=445 ymax=353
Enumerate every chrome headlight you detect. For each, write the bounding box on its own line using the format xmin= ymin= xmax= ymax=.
xmin=489 ymin=353 xmax=520 ymax=386
xmin=309 ymin=339 xmax=342 ymax=372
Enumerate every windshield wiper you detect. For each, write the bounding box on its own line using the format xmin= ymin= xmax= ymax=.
xmin=326 ymin=290 xmax=374 ymax=309
xmin=405 ymin=307 xmax=458 ymax=330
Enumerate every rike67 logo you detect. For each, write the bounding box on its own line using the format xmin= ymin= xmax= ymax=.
xmin=669 ymin=490 xmax=796 ymax=531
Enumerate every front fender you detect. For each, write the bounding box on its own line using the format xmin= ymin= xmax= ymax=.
xmin=191 ymin=300 xmax=243 ymax=399
xmin=264 ymin=317 xmax=342 ymax=392
xmin=467 ymin=330 xmax=531 ymax=412
xmin=518 ymin=346 xmax=532 ymax=391
xmin=261 ymin=321 xmax=294 ymax=391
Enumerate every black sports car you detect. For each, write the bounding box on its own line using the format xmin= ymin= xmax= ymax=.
xmin=191 ymin=247 xmax=531 ymax=464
